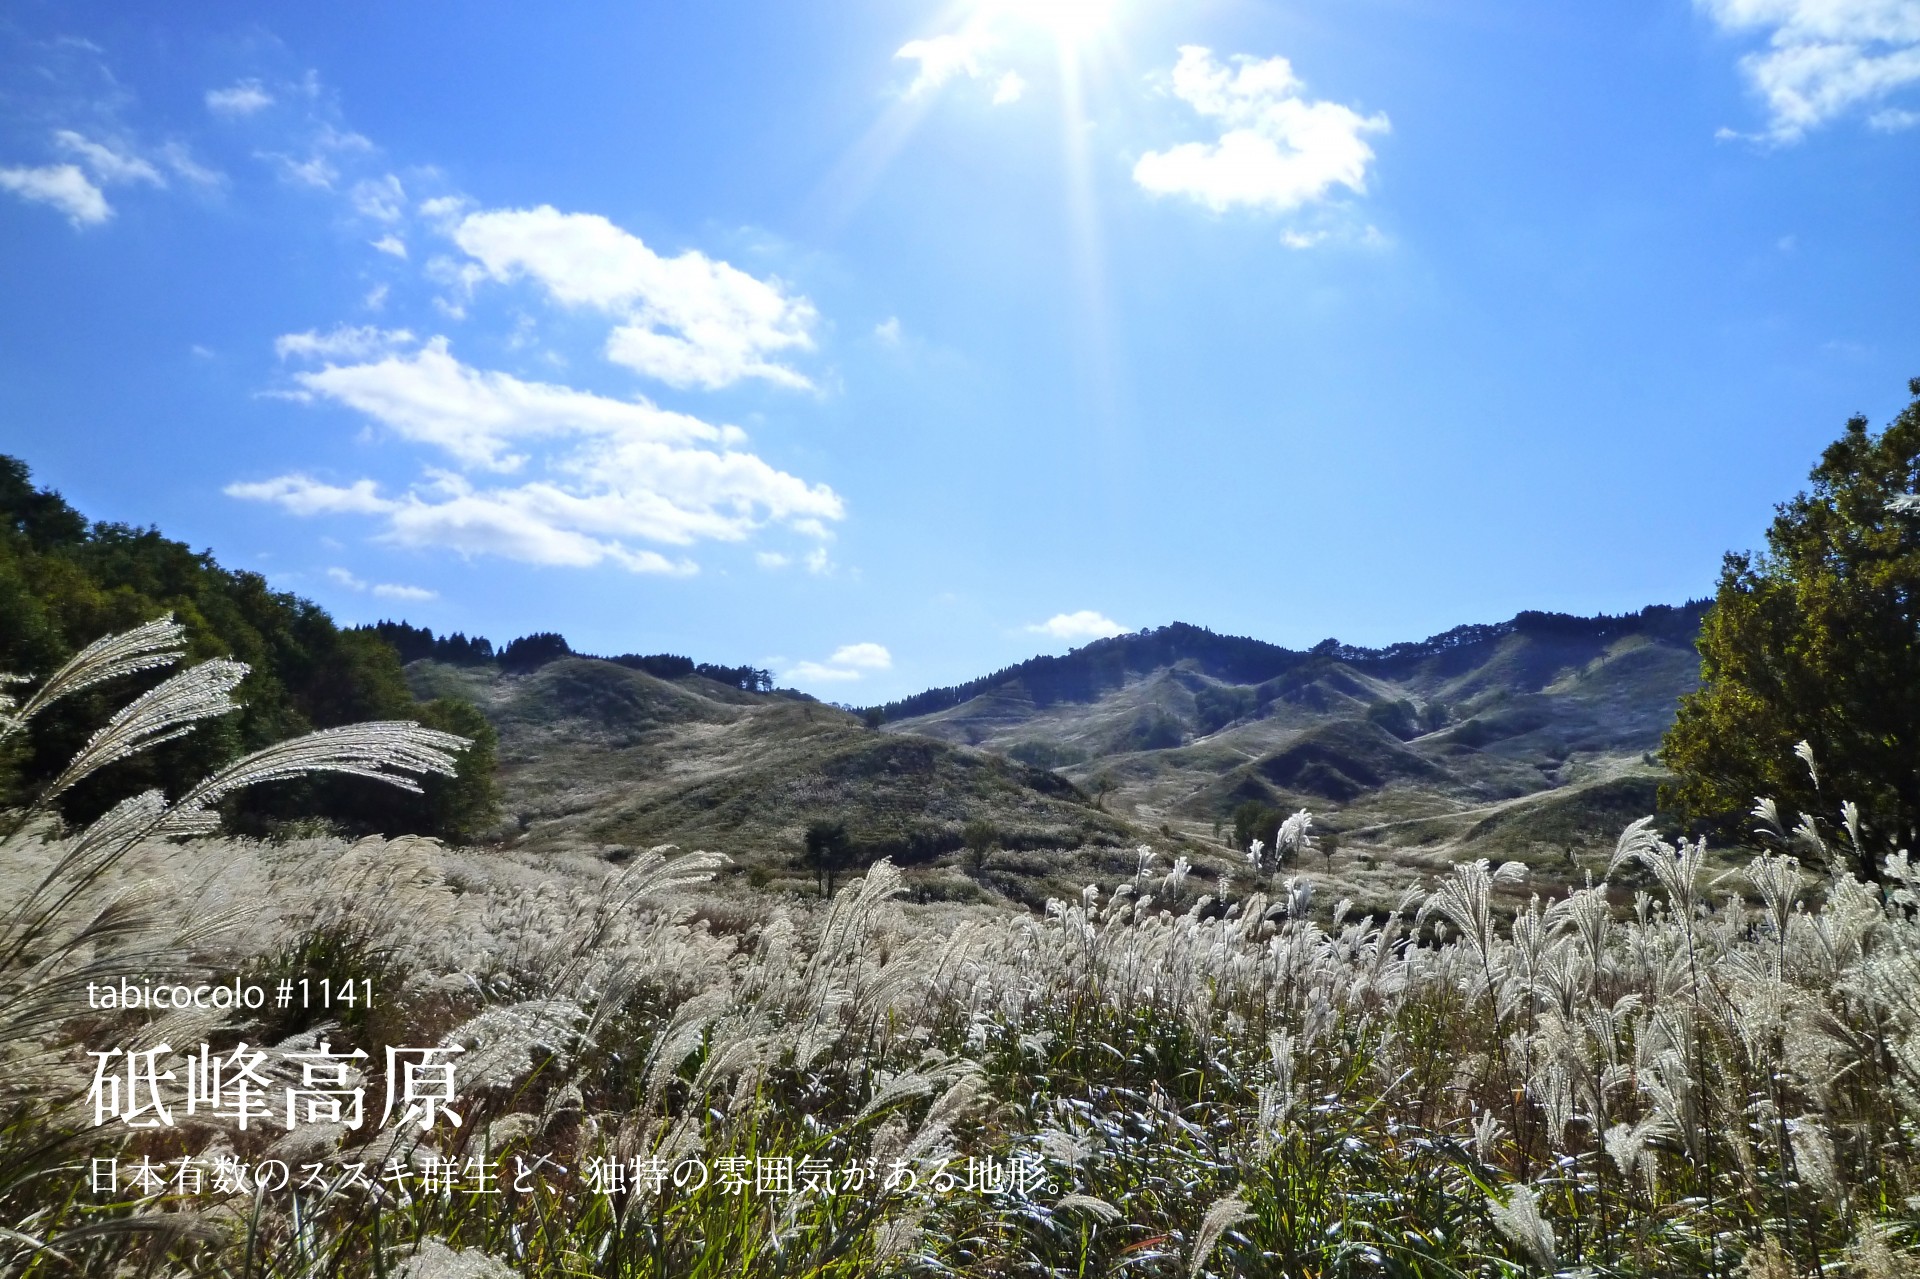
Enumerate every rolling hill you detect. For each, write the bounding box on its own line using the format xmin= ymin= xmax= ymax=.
xmin=873 ymin=603 xmax=1709 ymax=862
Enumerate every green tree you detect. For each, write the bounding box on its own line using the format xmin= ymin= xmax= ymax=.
xmin=0 ymin=454 xmax=499 ymax=843
xmin=1662 ymin=379 xmax=1920 ymax=876
xmin=962 ymin=818 xmax=997 ymax=875
xmin=802 ymin=819 xmax=854 ymax=896
xmin=1232 ymin=800 xmax=1281 ymax=859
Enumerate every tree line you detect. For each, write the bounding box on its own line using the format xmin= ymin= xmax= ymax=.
xmin=353 ymin=620 xmax=774 ymax=692
xmin=0 ymin=455 xmax=498 ymax=842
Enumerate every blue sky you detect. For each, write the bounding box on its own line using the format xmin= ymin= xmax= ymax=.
xmin=1 ymin=1 xmax=1916 ymax=701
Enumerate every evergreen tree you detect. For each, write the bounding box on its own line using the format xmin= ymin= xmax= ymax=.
xmin=1663 ymin=380 xmax=1920 ymax=876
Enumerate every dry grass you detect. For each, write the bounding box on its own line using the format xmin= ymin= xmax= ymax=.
xmin=8 ymin=624 xmax=1920 ymax=1277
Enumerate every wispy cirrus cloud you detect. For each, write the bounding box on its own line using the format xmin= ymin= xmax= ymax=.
xmin=0 ymin=127 xmax=212 ymax=226
xmin=273 ymin=324 xmax=417 ymax=362
xmin=1699 ymin=0 xmax=1920 ymax=141
xmin=1133 ymin=47 xmax=1389 ymax=215
xmin=325 ymin=566 xmax=437 ymax=601
xmin=206 ymin=79 xmax=275 ymax=117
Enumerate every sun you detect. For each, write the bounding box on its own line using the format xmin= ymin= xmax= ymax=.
xmin=987 ymin=0 xmax=1118 ymax=46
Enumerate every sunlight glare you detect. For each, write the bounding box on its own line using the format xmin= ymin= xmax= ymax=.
xmin=990 ymin=0 xmax=1117 ymax=46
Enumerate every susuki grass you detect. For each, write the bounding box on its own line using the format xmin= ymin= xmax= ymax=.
xmin=6 ymin=625 xmax=1920 ymax=1276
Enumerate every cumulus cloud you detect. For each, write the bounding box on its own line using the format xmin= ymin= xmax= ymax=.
xmin=1133 ymin=46 xmax=1389 ymax=214
xmin=785 ymin=661 xmax=864 ymax=682
xmin=1700 ymin=0 xmax=1920 ymax=140
xmin=371 ymin=234 xmax=408 ymax=258
xmin=874 ymin=316 xmax=902 ymax=345
xmin=786 ymin=642 xmax=892 ymax=683
xmin=448 ymin=205 xmax=819 ymax=391
xmin=232 ymin=339 xmax=843 ymax=574
xmin=1029 ymin=610 xmax=1126 ymax=641
xmin=828 ymin=642 xmax=892 ymax=670
xmin=207 ymin=79 xmax=275 ymax=117
xmin=0 ymin=164 xmax=110 ymax=225
xmin=285 ymin=338 xmax=745 ymax=471
xmin=896 ymin=32 xmax=992 ymax=95
xmin=993 ymin=71 xmax=1028 ymax=104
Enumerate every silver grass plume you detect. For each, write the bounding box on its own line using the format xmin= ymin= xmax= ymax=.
xmin=1057 ymin=1194 xmax=1122 ymax=1223
xmin=1608 ymin=815 xmax=1666 ymax=879
xmin=45 ymin=659 xmax=249 ymax=800
xmin=1487 ymin=1183 xmax=1557 ymax=1269
xmin=0 ymin=614 xmax=186 ymax=747
xmin=159 ymin=721 xmax=467 ymax=836
xmin=443 ymin=999 xmax=585 ymax=1092
xmin=391 ymin=1239 xmax=515 ymax=1279
xmin=1188 ymin=1193 xmax=1251 ymax=1279
xmin=1795 ymin=738 xmax=1820 ymax=789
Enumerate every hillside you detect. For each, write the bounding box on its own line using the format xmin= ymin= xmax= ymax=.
xmin=404 ymin=655 xmax=1143 ymax=903
xmin=876 ymin=604 xmax=1709 ymax=868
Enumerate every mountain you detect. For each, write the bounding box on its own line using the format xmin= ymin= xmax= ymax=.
xmin=873 ymin=604 xmax=1709 ymax=862
xmin=408 ymin=601 xmax=1709 ymax=911
xmin=402 ymin=655 xmax=1139 ymax=904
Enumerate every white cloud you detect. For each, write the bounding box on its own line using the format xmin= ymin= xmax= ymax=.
xmin=1133 ymin=47 xmax=1389 ymax=214
xmin=803 ymin=546 xmax=833 ymax=575
xmin=755 ymin=550 xmax=791 ymax=569
xmin=274 ymin=325 xmax=418 ymax=362
xmin=236 ymin=340 xmax=843 ymax=574
xmin=0 ymin=164 xmax=111 ymax=225
xmin=207 ymin=79 xmax=275 ymax=117
xmin=373 ymin=581 xmax=438 ymax=601
xmin=1699 ymin=0 xmax=1920 ymax=140
xmin=226 ymin=475 xmax=398 ymax=515
xmin=53 ymin=131 xmax=163 ymax=186
xmin=268 ymin=152 xmax=339 ymax=189
xmin=993 ymin=71 xmax=1028 ymax=104
xmin=874 ymin=316 xmax=903 ymax=345
xmin=365 ymin=283 xmax=391 ymax=311
xmin=896 ymin=32 xmax=992 ymax=95
xmin=449 ymin=205 xmax=819 ymax=391
xmin=1028 ymin=610 xmax=1126 ymax=641
xmin=353 ymin=174 xmax=406 ymax=222
xmin=326 ymin=565 xmax=439 ymax=601
xmin=287 ymin=337 xmax=740 ymax=470
xmin=159 ymin=142 xmax=224 ymax=188
xmin=829 ymin=642 xmax=892 ymax=670
xmin=1870 ymin=104 xmax=1920 ymax=127
xmin=371 ymin=234 xmax=408 ymax=258
xmin=786 ymin=643 xmax=891 ymax=683
xmin=785 ymin=660 xmax=864 ymax=682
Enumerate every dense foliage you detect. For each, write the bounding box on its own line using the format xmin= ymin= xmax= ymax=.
xmin=1663 ymin=379 xmax=1920 ymax=869
xmin=0 ymin=455 xmax=497 ymax=840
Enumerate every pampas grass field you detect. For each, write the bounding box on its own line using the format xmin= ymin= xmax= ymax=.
xmin=8 ymin=622 xmax=1920 ymax=1277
